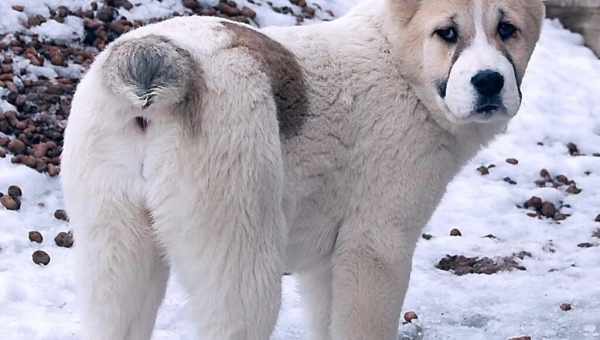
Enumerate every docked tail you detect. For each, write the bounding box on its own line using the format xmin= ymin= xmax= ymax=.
xmin=102 ymin=35 xmax=197 ymax=109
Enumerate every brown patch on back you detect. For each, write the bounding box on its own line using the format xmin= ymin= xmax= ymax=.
xmin=221 ymin=22 xmax=308 ymax=138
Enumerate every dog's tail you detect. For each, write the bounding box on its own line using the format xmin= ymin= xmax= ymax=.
xmin=101 ymin=35 xmax=198 ymax=109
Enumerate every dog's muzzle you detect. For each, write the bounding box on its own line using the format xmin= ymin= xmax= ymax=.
xmin=471 ymin=69 xmax=507 ymax=120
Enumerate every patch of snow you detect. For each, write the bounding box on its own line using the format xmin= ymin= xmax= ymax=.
xmin=0 ymin=2 xmax=26 ymax=34
xmin=31 ymin=16 xmax=84 ymax=43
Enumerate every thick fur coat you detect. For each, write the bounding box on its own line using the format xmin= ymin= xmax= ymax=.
xmin=61 ymin=0 xmax=545 ymax=339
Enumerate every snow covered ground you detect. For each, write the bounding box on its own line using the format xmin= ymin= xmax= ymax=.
xmin=1 ymin=1 xmax=600 ymax=339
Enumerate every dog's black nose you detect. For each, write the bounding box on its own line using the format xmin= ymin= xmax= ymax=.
xmin=471 ymin=70 xmax=504 ymax=97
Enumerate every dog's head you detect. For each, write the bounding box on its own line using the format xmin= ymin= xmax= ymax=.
xmin=386 ymin=0 xmax=545 ymax=124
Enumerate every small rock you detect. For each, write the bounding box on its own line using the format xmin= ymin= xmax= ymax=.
xmin=56 ymin=5 xmax=70 ymax=17
xmin=541 ymin=202 xmax=556 ymax=218
xmin=28 ymin=15 xmax=46 ymax=27
xmin=577 ymin=242 xmax=595 ymax=248
xmin=595 ymin=214 xmax=600 ymax=223
xmin=302 ymin=5 xmax=316 ymax=17
xmin=200 ymin=8 xmax=217 ymax=15
xmin=97 ymin=6 xmax=115 ymax=22
xmin=22 ymin=155 xmax=37 ymax=168
xmin=7 ymin=185 xmax=22 ymax=198
xmin=50 ymin=52 xmax=66 ymax=67
xmin=1 ymin=195 xmax=20 ymax=210
xmin=111 ymin=0 xmax=133 ymax=10
xmin=503 ymin=177 xmax=517 ymax=185
xmin=47 ymin=164 xmax=60 ymax=177
xmin=220 ymin=3 xmax=242 ymax=16
xmin=567 ymin=143 xmax=580 ymax=156
xmin=422 ymin=233 xmax=433 ymax=240
xmin=540 ymin=169 xmax=552 ymax=180
xmin=7 ymin=139 xmax=26 ymax=154
xmin=109 ymin=21 xmax=130 ymax=34
xmin=524 ymin=196 xmax=543 ymax=211
xmin=12 ymin=5 xmax=25 ymax=12
xmin=560 ymin=303 xmax=572 ymax=311
xmin=477 ymin=165 xmax=489 ymax=176
xmin=54 ymin=209 xmax=69 ymax=221
xmin=32 ymin=250 xmax=50 ymax=265
xmin=509 ymin=337 xmax=531 ymax=340
xmin=240 ymin=6 xmax=256 ymax=18
xmin=566 ymin=184 xmax=582 ymax=195
xmin=182 ymin=0 xmax=200 ymax=10
xmin=450 ymin=228 xmax=462 ymax=237
xmin=29 ymin=231 xmax=43 ymax=243
xmin=54 ymin=231 xmax=74 ymax=248
xmin=555 ymin=175 xmax=569 ymax=185
xmin=506 ymin=158 xmax=519 ymax=165
xmin=483 ymin=234 xmax=497 ymax=239
xmin=403 ymin=311 xmax=418 ymax=323
xmin=291 ymin=0 xmax=307 ymax=6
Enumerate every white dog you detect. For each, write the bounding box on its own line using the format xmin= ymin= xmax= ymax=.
xmin=61 ymin=0 xmax=545 ymax=339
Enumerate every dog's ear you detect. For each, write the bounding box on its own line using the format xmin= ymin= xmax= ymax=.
xmin=530 ymin=0 xmax=546 ymax=23
xmin=525 ymin=1 xmax=546 ymax=42
xmin=386 ymin=0 xmax=421 ymax=25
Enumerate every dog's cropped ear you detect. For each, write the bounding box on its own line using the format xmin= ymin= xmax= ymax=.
xmin=386 ymin=0 xmax=421 ymax=25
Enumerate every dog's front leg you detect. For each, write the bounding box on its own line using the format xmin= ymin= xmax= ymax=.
xmin=328 ymin=155 xmax=434 ymax=340
xmin=330 ymin=218 xmax=416 ymax=340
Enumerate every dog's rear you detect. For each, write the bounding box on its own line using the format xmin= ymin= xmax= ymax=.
xmin=63 ymin=18 xmax=287 ymax=340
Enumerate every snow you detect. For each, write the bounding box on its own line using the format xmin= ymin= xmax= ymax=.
xmin=0 ymin=0 xmax=342 ymax=34
xmin=31 ymin=16 xmax=85 ymax=43
xmin=1 ymin=1 xmax=600 ymax=339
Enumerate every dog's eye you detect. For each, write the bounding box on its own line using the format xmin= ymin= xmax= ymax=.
xmin=498 ymin=22 xmax=518 ymax=41
xmin=435 ymin=27 xmax=458 ymax=44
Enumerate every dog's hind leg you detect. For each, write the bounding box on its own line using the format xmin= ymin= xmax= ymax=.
xmin=154 ymin=141 xmax=285 ymax=340
xmin=67 ymin=193 xmax=169 ymax=340
xmin=62 ymin=132 xmax=169 ymax=340
xmin=155 ymin=142 xmax=285 ymax=339
xmin=149 ymin=53 xmax=287 ymax=339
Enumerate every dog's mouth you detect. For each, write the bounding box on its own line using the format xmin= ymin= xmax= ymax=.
xmin=468 ymin=97 xmax=508 ymax=122
xmin=469 ymin=107 xmax=509 ymax=123
xmin=475 ymin=103 xmax=501 ymax=114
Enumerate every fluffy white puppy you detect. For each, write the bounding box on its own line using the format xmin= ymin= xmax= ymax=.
xmin=61 ymin=0 xmax=545 ymax=339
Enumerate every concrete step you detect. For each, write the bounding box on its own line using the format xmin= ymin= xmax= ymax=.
xmin=545 ymin=0 xmax=600 ymax=56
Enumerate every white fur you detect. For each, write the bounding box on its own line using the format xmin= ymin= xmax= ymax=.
xmin=61 ymin=1 xmax=543 ymax=339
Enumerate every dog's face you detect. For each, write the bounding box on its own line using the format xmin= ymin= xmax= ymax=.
xmin=388 ymin=0 xmax=545 ymax=124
